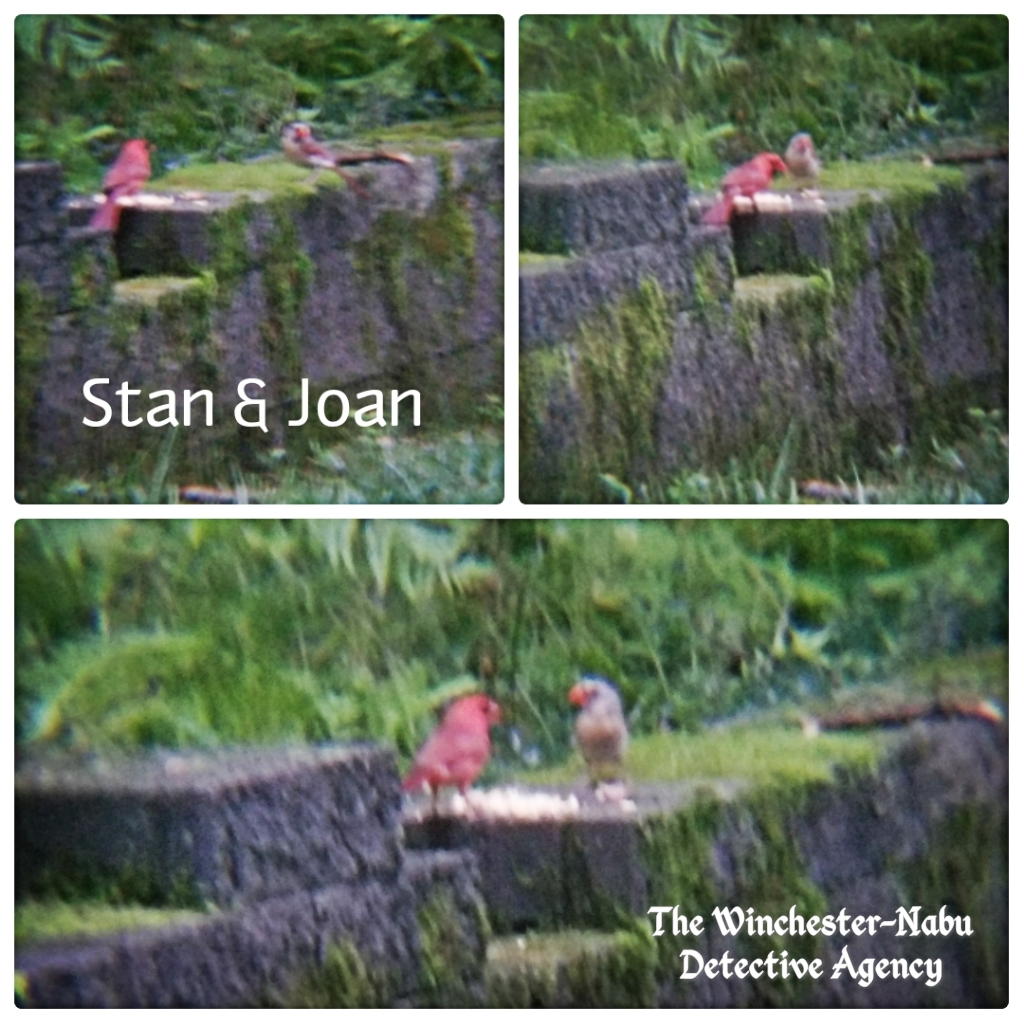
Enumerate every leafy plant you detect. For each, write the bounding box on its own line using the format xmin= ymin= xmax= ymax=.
xmin=16 ymin=15 xmax=504 ymax=184
xmin=520 ymin=15 xmax=1007 ymax=175
xmin=15 ymin=521 xmax=1007 ymax=772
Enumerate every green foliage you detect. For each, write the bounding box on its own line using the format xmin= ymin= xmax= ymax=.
xmin=666 ymin=407 xmax=1008 ymax=504
xmin=900 ymin=803 xmax=1008 ymax=1007
xmin=486 ymin=927 xmax=657 ymax=1008
xmin=520 ymin=280 xmax=676 ymax=504
xmin=30 ymin=427 xmax=504 ymax=506
xmin=277 ymin=940 xmax=397 ymax=1008
xmin=520 ymin=15 xmax=1007 ymax=181
xmin=531 ymin=725 xmax=882 ymax=789
xmin=15 ymin=521 xmax=1007 ymax=775
xmin=16 ymin=15 xmax=503 ymax=189
xmin=418 ymin=890 xmax=489 ymax=1006
xmin=14 ymin=284 xmax=53 ymax=469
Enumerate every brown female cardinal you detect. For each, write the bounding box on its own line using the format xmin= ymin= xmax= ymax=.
xmin=784 ymin=132 xmax=822 ymax=193
xmin=89 ymin=139 xmax=153 ymax=231
xmin=568 ymin=676 xmax=629 ymax=784
xmin=402 ymin=694 xmax=501 ymax=801
xmin=280 ymin=121 xmax=413 ymax=197
xmin=702 ymin=151 xmax=789 ymax=226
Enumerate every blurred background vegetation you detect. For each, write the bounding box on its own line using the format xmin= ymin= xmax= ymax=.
xmin=15 ymin=14 xmax=504 ymax=191
xmin=520 ymin=15 xmax=1008 ymax=186
xmin=16 ymin=520 xmax=1007 ymax=776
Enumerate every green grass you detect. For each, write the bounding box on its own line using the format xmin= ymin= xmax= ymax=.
xmin=665 ymin=408 xmax=1008 ymax=505
xmin=373 ymin=112 xmax=504 ymax=142
xmin=144 ymin=115 xmax=501 ymax=195
xmin=777 ymin=158 xmax=965 ymax=194
xmin=35 ymin=426 xmax=504 ymax=505
xmin=156 ymin=158 xmax=342 ymax=195
xmin=15 ymin=900 xmax=211 ymax=948
xmin=525 ymin=722 xmax=885 ymax=788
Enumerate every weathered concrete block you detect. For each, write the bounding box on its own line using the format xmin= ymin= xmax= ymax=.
xmin=15 ymin=139 xmax=504 ymax=496
xmin=15 ymin=162 xmax=67 ymax=245
xmin=16 ymin=744 xmax=403 ymax=908
xmin=15 ymin=842 xmax=493 ymax=1008
xmin=405 ymin=720 xmax=1006 ymax=1007
xmin=403 ymin=849 xmax=489 ymax=1005
xmin=404 ymin=806 xmax=647 ymax=932
xmin=520 ymin=167 xmax=1008 ymax=501
xmin=16 ymin=877 xmax=418 ymax=1008
xmin=521 ymin=161 xmax=689 ymax=255
xmin=15 ymin=163 xmax=74 ymax=310
xmin=520 ymin=238 xmax=693 ymax=350
xmin=67 ymin=192 xmax=245 ymax=277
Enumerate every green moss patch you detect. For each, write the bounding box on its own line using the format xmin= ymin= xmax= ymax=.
xmin=486 ymin=927 xmax=657 ymax=1008
xmin=418 ymin=890 xmax=489 ymax=1006
xmin=15 ymin=899 xmax=210 ymax=949
xmin=521 ymin=278 xmax=675 ymax=502
xmin=113 ymin=275 xmax=209 ymax=306
xmin=159 ymin=159 xmax=333 ymax=195
xmin=71 ymin=244 xmax=116 ymax=310
xmin=810 ymin=160 xmax=964 ymax=194
xmin=528 ymin=723 xmax=884 ymax=788
xmin=519 ymin=251 xmax=571 ymax=268
xmin=899 ymin=802 xmax=1008 ymax=1007
xmin=374 ymin=113 xmax=504 ymax=142
xmin=277 ymin=939 xmax=400 ymax=1008
xmin=14 ymin=282 xmax=53 ymax=471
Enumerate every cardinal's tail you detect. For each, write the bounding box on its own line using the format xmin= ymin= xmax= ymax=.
xmin=89 ymin=184 xmax=136 ymax=231
xmin=89 ymin=195 xmax=121 ymax=232
xmin=702 ymin=196 xmax=733 ymax=226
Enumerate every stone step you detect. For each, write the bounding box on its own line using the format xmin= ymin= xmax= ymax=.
xmin=62 ymin=138 xmax=500 ymax=279
xmin=16 ymin=161 xmax=68 ymax=246
xmin=15 ymin=848 xmax=484 ymax=1008
xmin=405 ymin=721 xmax=1006 ymax=1009
xmin=520 ymin=161 xmax=689 ymax=256
xmin=486 ymin=929 xmax=656 ymax=1008
xmin=16 ymin=744 xmax=403 ymax=909
xmin=66 ymin=191 xmax=249 ymax=278
xmin=404 ymin=780 xmax=737 ymax=932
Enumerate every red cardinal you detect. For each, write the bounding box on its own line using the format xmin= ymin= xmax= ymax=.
xmin=784 ymin=132 xmax=822 ymax=192
xmin=89 ymin=139 xmax=153 ymax=231
xmin=281 ymin=121 xmax=413 ymax=198
xmin=702 ymin=152 xmax=788 ymax=226
xmin=569 ymin=676 xmax=629 ymax=784
xmin=403 ymin=694 xmax=501 ymax=800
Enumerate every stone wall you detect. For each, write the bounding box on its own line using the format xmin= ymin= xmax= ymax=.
xmin=406 ymin=718 xmax=1007 ymax=1007
xmin=14 ymin=142 xmax=503 ymax=495
xmin=14 ymin=744 xmax=488 ymax=1008
xmin=519 ymin=160 xmax=1008 ymax=502
xmin=15 ymin=719 xmax=1006 ymax=1007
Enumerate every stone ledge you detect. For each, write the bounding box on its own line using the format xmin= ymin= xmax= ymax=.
xmin=16 ymin=744 xmax=403 ymax=908
xmin=15 ymin=876 xmax=418 ymax=1008
xmin=520 ymin=238 xmax=694 ymax=350
xmin=521 ymin=160 xmax=689 ymax=255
